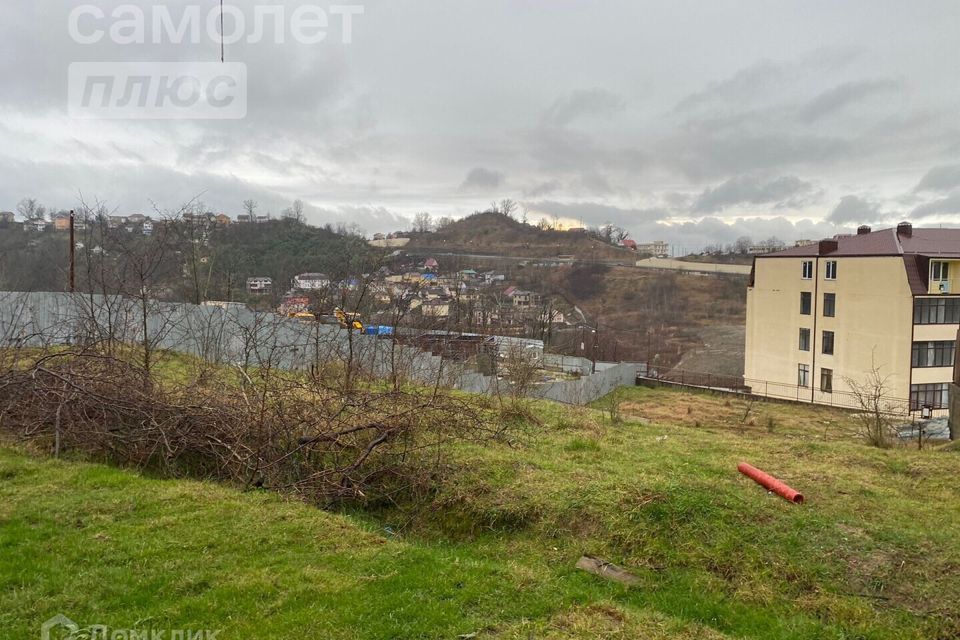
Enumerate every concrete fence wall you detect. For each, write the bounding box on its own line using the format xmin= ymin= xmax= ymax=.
xmin=0 ymin=291 xmax=640 ymax=405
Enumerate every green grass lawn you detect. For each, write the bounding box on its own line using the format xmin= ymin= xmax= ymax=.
xmin=2 ymin=385 xmax=958 ymax=639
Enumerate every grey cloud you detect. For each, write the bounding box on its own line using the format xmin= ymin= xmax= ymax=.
xmin=524 ymin=200 xmax=669 ymax=230
xmin=827 ymin=195 xmax=883 ymax=224
xmin=305 ymin=205 xmax=411 ymax=235
xmin=666 ymin=130 xmax=850 ymax=182
xmin=674 ymin=60 xmax=786 ymax=112
xmin=914 ymin=165 xmax=960 ymax=193
xmin=526 ymin=201 xmax=843 ymax=251
xmin=797 ymin=79 xmax=900 ymax=123
xmin=542 ymin=89 xmax=625 ymax=127
xmin=523 ymin=180 xmax=562 ymax=198
xmin=460 ymin=167 xmax=505 ymax=191
xmin=912 ymin=194 xmax=960 ymax=219
xmin=693 ymin=174 xmax=818 ymax=212
xmin=3 ymin=3 xmax=960 ymax=235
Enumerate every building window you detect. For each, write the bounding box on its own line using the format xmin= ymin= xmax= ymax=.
xmin=799 ymin=328 xmax=810 ymax=351
xmin=910 ymin=383 xmax=949 ymax=411
xmin=822 ymin=330 xmax=835 ymax=355
xmin=911 ymin=341 xmax=956 ymax=368
xmin=798 ymin=364 xmax=810 ymax=387
xmin=913 ymin=298 xmax=960 ymax=324
xmin=932 ymin=261 xmax=950 ymax=281
xmin=825 ymin=261 xmax=837 ymax=280
xmin=820 ymin=368 xmax=833 ymax=393
xmin=801 ymin=260 xmax=813 ymax=279
xmin=800 ymin=292 xmax=812 ymax=315
xmin=823 ymin=293 xmax=836 ymax=318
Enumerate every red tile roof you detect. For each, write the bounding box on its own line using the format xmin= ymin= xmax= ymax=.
xmin=761 ymin=227 xmax=960 ymax=259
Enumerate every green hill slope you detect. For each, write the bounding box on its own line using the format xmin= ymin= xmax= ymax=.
xmin=2 ymin=387 xmax=958 ymax=639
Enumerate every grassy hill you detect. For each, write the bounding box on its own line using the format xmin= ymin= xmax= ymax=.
xmin=3 ymin=386 xmax=958 ymax=639
xmin=406 ymin=212 xmax=636 ymax=260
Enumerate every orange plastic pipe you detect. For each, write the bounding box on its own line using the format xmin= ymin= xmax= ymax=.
xmin=738 ymin=462 xmax=804 ymax=504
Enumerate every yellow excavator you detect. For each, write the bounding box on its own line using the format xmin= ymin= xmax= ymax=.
xmin=334 ymin=308 xmax=364 ymax=331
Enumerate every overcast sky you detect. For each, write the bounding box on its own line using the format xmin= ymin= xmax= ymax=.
xmin=3 ymin=1 xmax=960 ymax=248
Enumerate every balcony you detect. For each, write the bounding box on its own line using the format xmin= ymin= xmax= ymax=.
xmin=928 ymin=259 xmax=960 ymax=295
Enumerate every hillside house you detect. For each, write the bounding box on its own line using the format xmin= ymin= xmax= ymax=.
xmin=246 ymin=277 xmax=273 ymax=294
xmin=636 ymin=240 xmax=669 ymax=257
xmin=0 ymin=212 xmax=15 ymax=223
xmin=422 ymin=300 xmax=450 ymax=318
xmin=293 ymin=273 xmax=331 ymax=290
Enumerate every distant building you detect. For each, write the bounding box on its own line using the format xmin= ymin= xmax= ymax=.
xmin=236 ymin=214 xmax=252 ymax=224
xmin=292 ymin=273 xmax=330 ymax=290
xmin=53 ymin=215 xmax=71 ymax=231
xmin=108 ymin=216 xmax=127 ymax=228
xmin=215 ymin=214 xmax=231 ymax=225
xmin=506 ymin=288 xmax=542 ymax=308
xmin=127 ymin=213 xmax=147 ymax=224
xmin=621 ymin=239 xmax=638 ymax=251
xmin=422 ymin=300 xmax=450 ymax=318
xmin=636 ymin=240 xmax=669 ymax=257
xmin=0 ymin=212 xmax=15 ymax=223
xmin=142 ymin=220 xmax=154 ymax=235
xmin=280 ymin=295 xmax=311 ymax=315
xmin=424 ymin=258 xmax=439 ymax=272
xmin=246 ymin=277 xmax=273 ymax=294
xmin=27 ymin=218 xmax=48 ymax=232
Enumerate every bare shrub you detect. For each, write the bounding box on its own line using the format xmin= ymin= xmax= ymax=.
xmin=0 ymin=346 xmax=498 ymax=506
xmin=846 ymin=356 xmax=897 ymax=448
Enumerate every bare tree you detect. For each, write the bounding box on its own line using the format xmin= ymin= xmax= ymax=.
xmin=16 ymin=198 xmax=46 ymax=221
xmin=733 ymin=236 xmax=753 ymax=255
xmin=494 ymin=199 xmax=518 ymax=220
xmin=242 ymin=199 xmax=258 ymax=218
xmin=846 ymin=354 xmax=897 ymax=448
xmin=282 ymin=199 xmax=306 ymax=223
xmin=412 ymin=212 xmax=433 ymax=233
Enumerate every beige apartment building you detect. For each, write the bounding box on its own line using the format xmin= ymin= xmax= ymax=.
xmin=744 ymin=223 xmax=960 ymax=412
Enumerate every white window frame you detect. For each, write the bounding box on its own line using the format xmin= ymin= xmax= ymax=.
xmin=801 ymin=260 xmax=813 ymax=280
xmin=825 ymin=260 xmax=837 ymax=280
xmin=931 ymin=261 xmax=949 ymax=282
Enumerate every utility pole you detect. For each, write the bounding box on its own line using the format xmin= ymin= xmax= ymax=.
xmin=68 ymin=209 xmax=76 ymax=292
xmin=591 ymin=326 xmax=598 ymax=374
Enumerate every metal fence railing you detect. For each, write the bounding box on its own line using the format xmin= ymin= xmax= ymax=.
xmin=639 ymin=369 xmax=949 ymax=418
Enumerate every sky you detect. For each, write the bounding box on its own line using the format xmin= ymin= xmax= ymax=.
xmin=3 ymin=0 xmax=960 ymax=249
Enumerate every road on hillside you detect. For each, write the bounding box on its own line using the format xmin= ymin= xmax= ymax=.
xmin=416 ymin=251 xmax=752 ymax=274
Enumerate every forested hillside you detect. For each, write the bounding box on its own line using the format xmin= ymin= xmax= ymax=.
xmin=0 ymin=218 xmax=375 ymax=303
